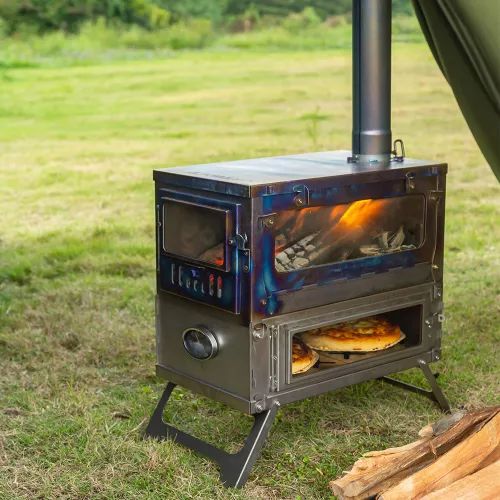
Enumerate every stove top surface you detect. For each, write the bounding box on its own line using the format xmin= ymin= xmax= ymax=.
xmin=154 ymin=150 xmax=446 ymax=197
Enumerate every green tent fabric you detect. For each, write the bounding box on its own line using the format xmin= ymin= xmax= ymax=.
xmin=412 ymin=0 xmax=500 ymax=180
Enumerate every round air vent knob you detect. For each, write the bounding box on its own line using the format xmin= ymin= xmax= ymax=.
xmin=182 ymin=326 xmax=219 ymax=360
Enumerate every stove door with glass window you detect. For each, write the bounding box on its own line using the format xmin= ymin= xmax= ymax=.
xmin=157 ymin=190 xmax=242 ymax=313
xmin=254 ymin=186 xmax=443 ymax=317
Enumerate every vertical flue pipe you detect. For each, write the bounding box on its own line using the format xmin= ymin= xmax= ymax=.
xmin=352 ymin=0 xmax=392 ymax=165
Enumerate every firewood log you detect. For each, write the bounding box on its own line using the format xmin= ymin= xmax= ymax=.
xmin=197 ymin=242 xmax=224 ymax=264
xmin=419 ymin=459 xmax=500 ymax=500
xmin=379 ymin=412 xmax=500 ymax=499
xmin=329 ymin=407 xmax=499 ymax=500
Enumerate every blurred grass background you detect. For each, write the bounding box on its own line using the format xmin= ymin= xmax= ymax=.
xmin=0 ymin=1 xmax=499 ymax=499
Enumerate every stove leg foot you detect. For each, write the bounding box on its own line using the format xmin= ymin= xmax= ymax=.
xmin=144 ymin=382 xmax=278 ymax=488
xmin=379 ymin=360 xmax=451 ymax=413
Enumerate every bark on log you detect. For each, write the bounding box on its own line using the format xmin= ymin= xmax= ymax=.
xmin=418 ymin=410 xmax=466 ymax=439
xmin=419 ymin=459 xmax=500 ymax=500
xmin=380 ymin=412 xmax=500 ymax=500
xmin=329 ymin=407 xmax=499 ymax=500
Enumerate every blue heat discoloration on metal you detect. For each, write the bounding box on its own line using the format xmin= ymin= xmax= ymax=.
xmin=252 ymin=180 xmax=425 ymax=316
xmin=157 ymin=188 xmax=241 ymax=313
xmin=159 ymin=255 xmax=238 ymax=311
xmin=154 ymin=151 xmax=447 ymax=321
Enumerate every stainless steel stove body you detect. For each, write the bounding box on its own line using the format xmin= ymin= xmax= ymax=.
xmin=145 ymin=1 xmax=451 ymax=488
xmin=152 ymin=151 xmax=447 ymax=415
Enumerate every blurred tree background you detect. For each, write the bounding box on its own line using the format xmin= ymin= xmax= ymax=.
xmin=0 ymin=1 xmax=420 ymax=67
xmin=0 ymin=0 xmax=413 ymax=35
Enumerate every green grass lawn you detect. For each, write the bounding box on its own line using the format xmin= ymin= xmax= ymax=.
xmin=0 ymin=43 xmax=499 ymax=499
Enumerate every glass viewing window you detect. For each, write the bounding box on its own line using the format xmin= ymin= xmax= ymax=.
xmin=274 ymin=195 xmax=425 ymax=272
xmin=163 ymin=199 xmax=227 ymax=270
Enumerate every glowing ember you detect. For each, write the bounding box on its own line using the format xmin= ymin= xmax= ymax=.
xmin=198 ymin=243 xmax=224 ymax=267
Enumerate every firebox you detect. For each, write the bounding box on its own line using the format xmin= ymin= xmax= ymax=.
xmin=144 ymin=0 xmax=451 ymax=489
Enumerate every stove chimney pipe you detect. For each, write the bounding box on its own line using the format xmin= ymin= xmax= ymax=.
xmin=351 ymin=0 xmax=392 ymax=166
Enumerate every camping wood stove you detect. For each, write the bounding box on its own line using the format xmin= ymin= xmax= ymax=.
xmin=145 ymin=0 xmax=450 ymax=488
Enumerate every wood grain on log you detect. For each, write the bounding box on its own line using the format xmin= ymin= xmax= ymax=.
xmin=419 ymin=459 xmax=500 ymax=500
xmin=380 ymin=412 xmax=500 ymax=499
xmin=329 ymin=407 xmax=499 ymax=500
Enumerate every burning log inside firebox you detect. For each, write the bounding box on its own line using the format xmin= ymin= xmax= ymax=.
xmin=198 ymin=242 xmax=224 ymax=267
xmin=275 ymin=199 xmax=418 ymax=272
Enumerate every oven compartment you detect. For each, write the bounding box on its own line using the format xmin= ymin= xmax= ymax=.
xmin=262 ymin=282 xmax=442 ymax=404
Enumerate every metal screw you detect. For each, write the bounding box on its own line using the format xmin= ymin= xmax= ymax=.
xmin=294 ymin=195 xmax=305 ymax=207
xmin=242 ymin=265 xmax=249 ymax=273
xmin=252 ymin=324 xmax=265 ymax=341
xmin=432 ymin=264 xmax=439 ymax=270
xmin=406 ymin=172 xmax=416 ymax=191
xmin=260 ymin=298 xmax=268 ymax=306
xmin=255 ymin=402 xmax=264 ymax=412
xmin=263 ymin=217 xmax=274 ymax=228
xmin=228 ymin=237 xmax=236 ymax=245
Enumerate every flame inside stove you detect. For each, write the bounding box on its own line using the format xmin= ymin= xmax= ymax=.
xmin=330 ymin=199 xmax=389 ymax=233
xmin=277 ymin=199 xmax=390 ymax=248
xmin=273 ymin=197 xmax=410 ymax=270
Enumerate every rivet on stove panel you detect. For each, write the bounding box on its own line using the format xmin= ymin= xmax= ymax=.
xmin=217 ymin=276 xmax=223 ymax=298
xmin=263 ymin=217 xmax=275 ymax=229
xmin=294 ymin=195 xmax=304 ymax=207
xmin=254 ymin=401 xmax=265 ymax=412
xmin=253 ymin=324 xmax=265 ymax=340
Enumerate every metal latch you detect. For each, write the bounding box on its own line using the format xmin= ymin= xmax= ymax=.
xmin=228 ymin=233 xmax=249 ymax=255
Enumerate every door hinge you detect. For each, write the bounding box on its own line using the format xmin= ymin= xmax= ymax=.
xmin=228 ymin=233 xmax=250 ymax=255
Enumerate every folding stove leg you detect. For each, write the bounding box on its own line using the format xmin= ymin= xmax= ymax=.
xmin=144 ymin=382 xmax=278 ymax=488
xmin=380 ymin=359 xmax=451 ymax=413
